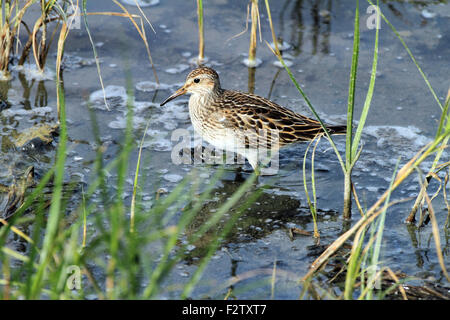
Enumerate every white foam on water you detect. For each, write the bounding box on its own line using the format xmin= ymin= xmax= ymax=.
xmin=89 ymin=85 xmax=145 ymax=111
xmin=120 ymin=0 xmax=159 ymax=7
xmin=189 ymin=56 xmax=209 ymax=65
xmin=149 ymin=101 xmax=189 ymax=132
xmin=90 ymin=85 xmax=127 ymax=102
xmin=108 ymin=115 xmax=148 ymax=129
xmin=364 ymin=125 xmax=430 ymax=150
xmin=6 ymin=88 xmax=22 ymax=105
xmin=135 ymin=81 xmax=174 ymax=92
xmin=145 ymin=129 xmax=168 ymax=139
xmin=1 ymin=106 xmax=53 ymax=118
xmin=365 ymin=186 xmax=379 ymax=193
xmin=143 ymin=138 xmax=172 ymax=151
xmin=89 ymin=85 xmax=128 ymax=110
xmin=357 ymin=125 xmax=441 ymax=177
xmin=134 ymin=101 xmax=157 ymax=113
xmin=158 ymin=102 xmax=189 ymax=120
xmin=165 ymin=64 xmax=189 ymax=74
xmin=242 ymin=57 xmax=262 ymax=68
xmin=163 ymin=174 xmax=183 ymax=183
xmin=89 ymin=84 xmax=164 ymax=115
xmin=270 ymin=41 xmax=292 ymax=51
xmin=10 ymin=64 xmax=55 ymax=81
xmin=61 ymin=54 xmax=97 ymax=70
xmin=272 ymin=59 xmax=293 ymax=68
xmin=421 ymin=9 xmax=436 ymax=19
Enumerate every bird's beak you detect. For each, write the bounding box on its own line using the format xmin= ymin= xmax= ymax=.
xmin=160 ymin=86 xmax=187 ymax=106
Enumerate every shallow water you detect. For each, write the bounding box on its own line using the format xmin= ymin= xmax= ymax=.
xmin=1 ymin=0 xmax=449 ymax=299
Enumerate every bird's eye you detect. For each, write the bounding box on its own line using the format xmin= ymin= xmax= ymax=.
xmin=193 ymin=78 xmax=200 ymax=83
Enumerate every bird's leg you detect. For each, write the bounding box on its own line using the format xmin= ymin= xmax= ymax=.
xmin=234 ymin=167 xmax=246 ymax=182
xmin=246 ymin=155 xmax=259 ymax=174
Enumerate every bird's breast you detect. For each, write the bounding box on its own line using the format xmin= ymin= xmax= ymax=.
xmin=188 ymin=95 xmax=238 ymax=150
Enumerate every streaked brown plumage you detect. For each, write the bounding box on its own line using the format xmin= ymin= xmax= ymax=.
xmin=161 ymin=66 xmax=345 ymax=172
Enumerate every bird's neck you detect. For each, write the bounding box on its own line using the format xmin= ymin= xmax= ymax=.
xmin=189 ymin=87 xmax=223 ymax=111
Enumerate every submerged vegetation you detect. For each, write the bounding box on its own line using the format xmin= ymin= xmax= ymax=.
xmin=0 ymin=0 xmax=448 ymax=299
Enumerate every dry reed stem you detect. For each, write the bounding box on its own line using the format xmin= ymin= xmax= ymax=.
xmin=264 ymin=0 xmax=279 ymax=55
xmin=197 ymin=0 xmax=204 ymax=63
xmin=311 ymin=135 xmax=322 ymax=238
xmin=444 ymin=171 xmax=450 ymax=227
xmin=55 ymin=20 xmax=69 ymax=119
xmin=428 ymin=172 xmax=443 ymax=202
xmin=0 ymin=218 xmax=34 ymax=244
xmin=407 ymin=90 xmax=450 ymax=222
xmin=384 ymin=268 xmax=408 ymax=300
xmin=423 ymin=191 xmax=450 ymax=282
xmin=82 ymin=265 xmax=106 ymax=300
xmin=111 ymin=0 xmax=159 ymax=83
xmin=131 ymin=0 xmax=156 ymax=33
xmin=31 ymin=1 xmax=58 ymax=72
xmin=248 ymin=0 xmax=258 ymax=64
xmin=270 ymin=259 xmax=277 ymax=299
xmin=130 ymin=120 xmax=150 ymax=233
xmin=224 ymin=268 xmax=299 ymax=288
xmin=351 ymin=182 xmax=365 ymax=217
xmin=226 ymin=3 xmax=249 ymax=43
xmin=357 ymin=268 xmax=385 ymax=299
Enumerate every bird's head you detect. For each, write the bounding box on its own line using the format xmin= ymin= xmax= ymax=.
xmin=160 ymin=66 xmax=220 ymax=106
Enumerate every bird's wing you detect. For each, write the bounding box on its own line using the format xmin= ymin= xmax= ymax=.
xmin=219 ymin=90 xmax=326 ymax=146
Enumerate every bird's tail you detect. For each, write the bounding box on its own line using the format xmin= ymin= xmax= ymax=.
xmin=325 ymin=124 xmax=346 ymax=135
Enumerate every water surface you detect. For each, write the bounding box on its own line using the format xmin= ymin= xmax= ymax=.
xmin=1 ymin=0 xmax=449 ymax=299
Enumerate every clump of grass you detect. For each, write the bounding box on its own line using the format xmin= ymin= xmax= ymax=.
xmin=344 ymin=160 xmax=398 ymax=299
xmin=0 ymin=57 xmax=262 ymax=299
xmin=31 ymin=0 xmax=60 ymax=72
xmin=302 ymin=125 xmax=450 ymax=281
xmin=0 ymin=72 xmax=262 ymax=299
xmin=264 ymin=0 xmax=448 ymax=297
xmin=1 ymin=0 xmax=158 ymax=117
xmin=340 ymin=0 xmax=380 ymax=220
xmin=0 ymin=1 xmax=263 ymax=299
xmin=266 ymin=0 xmax=379 ymax=221
xmin=406 ymin=89 xmax=450 ymax=223
xmin=1 ymin=0 xmax=80 ymax=75
xmin=0 ymin=0 xmax=34 ymax=78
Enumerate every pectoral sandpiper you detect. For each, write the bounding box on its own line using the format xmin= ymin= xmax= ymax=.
xmin=161 ymin=66 xmax=345 ymax=173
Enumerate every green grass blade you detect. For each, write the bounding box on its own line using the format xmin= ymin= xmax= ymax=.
xmin=30 ymin=72 xmax=68 ymax=298
xmin=267 ymin=44 xmax=346 ymax=174
xmin=197 ymin=0 xmax=204 ymax=62
xmin=346 ymin=0 xmax=360 ymax=167
xmin=352 ymin=0 xmax=379 ymax=158
xmin=364 ymin=159 xmax=400 ymax=299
